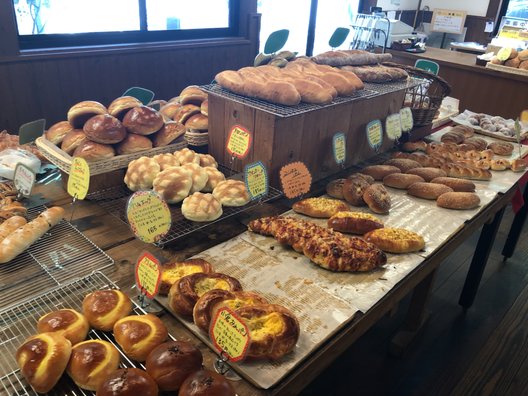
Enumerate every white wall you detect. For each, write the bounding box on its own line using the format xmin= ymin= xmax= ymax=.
xmin=376 ymin=0 xmax=419 ymax=11
xmin=377 ymin=0 xmax=490 ymax=16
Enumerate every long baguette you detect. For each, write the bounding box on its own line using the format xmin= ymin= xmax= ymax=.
xmin=0 ymin=216 xmax=27 ymax=244
xmin=0 ymin=207 xmax=65 ymax=264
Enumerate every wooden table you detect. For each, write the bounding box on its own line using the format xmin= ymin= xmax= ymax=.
xmin=21 ymin=172 xmax=520 ymax=395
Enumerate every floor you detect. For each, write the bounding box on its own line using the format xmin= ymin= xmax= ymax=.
xmin=300 ymin=203 xmax=528 ymax=396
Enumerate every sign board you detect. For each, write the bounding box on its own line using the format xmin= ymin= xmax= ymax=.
xmin=127 ymin=191 xmax=172 ymax=244
xmin=210 ymin=307 xmax=250 ymax=362
xmin=332 ymin=132 xmax=346 ymax=165
xmin=400 ymin=107 xmax=414 ymax=132
xmin=244 ymin=161 xmax=269 ymax=200
xmin=366 ymin=120 xmax=383 ymax=150
xmin=226 ymin=125 xmax=252 ymax=159
xmin=14 ymin=163 xmax=36 ymax=197
xmin=19 ymin=119 xmax=46 ymax=145
xmin=385 ymin=113 xmax=402 ymax=140
xmin=431 ymin=9 xmax=467 ymax=35
xmin=135 ymin=251 xmax=162 ymax=299
xmin=279 ymin=161 xmax=312 ymax=199
xmin=123 ymin=87 xmax=155 ymax=105
xmin=67 ymin=157 xmax=90 ymax=200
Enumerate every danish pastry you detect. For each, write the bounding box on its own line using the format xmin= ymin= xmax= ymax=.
xmin=159 ymin=258 xmax=214 ymax=295
xmin=292 ymin=197 xmax=349 ymax=218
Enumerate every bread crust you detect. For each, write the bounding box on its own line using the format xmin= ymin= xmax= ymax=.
xmin=406 ymin=167 xmax=447 ymax=182
xmin=361 ymin=165 xmax=401 ymax=181
xmin=436 ymin=192 xmax=480 ymax=210
xmin=407 ymin=182 xmax=453 ymax=200
xmin=430 ymin=177 xmax=475 ymax=192
xmin=363 ymin=184 xmax=391 ymax=214
xmin=383 ymin=173 xmax=424 ymax=189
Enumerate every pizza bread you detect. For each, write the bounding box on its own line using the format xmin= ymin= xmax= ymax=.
xmin=364 ymin=227 xmax=425 ymax=253
xmin=292 ymin=197 xmax=349 ymax=218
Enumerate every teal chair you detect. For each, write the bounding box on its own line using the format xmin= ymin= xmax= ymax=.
xmin=414 ymin=59 xmax=440 ymax=75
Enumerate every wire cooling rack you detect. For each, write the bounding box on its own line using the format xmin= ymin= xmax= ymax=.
xmin=0 ymin=206 xmax=114 ymax=310
xmin=0 ymin=271 xmax=172 ymax=396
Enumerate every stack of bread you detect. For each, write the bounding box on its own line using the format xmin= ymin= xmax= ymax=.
xmin=123 ymin=148 xmax=251 ymax=222
xmin=0 ymin=130 xmax=47 ymax=162
xmin=0 ymin=183 xmax=27 ymax=224
xmin=489 ymin=48 xmax=528 ymax=71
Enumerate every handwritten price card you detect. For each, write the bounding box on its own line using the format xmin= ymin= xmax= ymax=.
xmin=279 ymin=161 xmax=312 ymax=199
xmin=135 ymin=251 xmax=161 ymax=299
xmin=226 ymin=125 xmax=252 ymax=159
xmin=385 ymin=113 xmax=402 ymax=140
xmin=67 ymin=157 xmax=90 ymax=200
xmin=366 ymin=120 xmax=383 ymax=150
xmin=400 ymin=107 xmax=414 ymax=132
xmin=333 ymin=132 xmax=346 ymax=165
xmin=14 ymin=163 xmax=36 ymax=197
xmin=210 ymin=307 xmax=250 ymax=362
xmin=244 ymin=161 xmax=269 ymax=200
xmin=127 ymin=191 xmax=171 ymax=243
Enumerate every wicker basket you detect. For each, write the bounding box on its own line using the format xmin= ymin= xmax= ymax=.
xmin=185 ymin=130 xmax=209 ymax=147
xmin=385 ymin=63 xmax=452 ymax=127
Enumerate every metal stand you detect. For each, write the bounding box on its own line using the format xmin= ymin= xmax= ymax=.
xmin=502 ymin=184 xmax=528 ymax=259
xmin=349 ymin=13 xmax=390 ymax=52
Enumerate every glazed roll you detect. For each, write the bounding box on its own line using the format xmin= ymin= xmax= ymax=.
xmin=82 ymin=289 xmax=133 ymax=331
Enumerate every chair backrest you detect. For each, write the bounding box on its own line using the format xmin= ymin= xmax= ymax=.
xmin=414 ymin=59 xmax=440 ymax=75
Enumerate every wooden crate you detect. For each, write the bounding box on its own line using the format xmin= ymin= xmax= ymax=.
xmin=208 ymin=87 xmax=408 ymax=187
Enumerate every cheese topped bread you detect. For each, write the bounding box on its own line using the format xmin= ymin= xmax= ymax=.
xmin=364 ymin=227 xmax=425 ymax=253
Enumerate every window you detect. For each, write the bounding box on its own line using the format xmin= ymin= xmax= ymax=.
xmin=13 ymin=0 xmax=237 ymax=50
xmin=505 ymin=0 xmax=528 ymax=19
xmin=313 ymin=0 xmax=359 ymax=55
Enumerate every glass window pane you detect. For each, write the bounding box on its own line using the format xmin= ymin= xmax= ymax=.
xmin=13 ymin=0 xmax=140 ymax=35
xmin=505 ymin=0 xmax=528 ymax=19
xmin=146 ymin=0 xmax=230 ymax=31
xmin=257 ymin=0 xmax=311 ymax=55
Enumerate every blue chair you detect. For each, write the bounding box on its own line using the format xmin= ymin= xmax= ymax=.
xmin=414 ymin=59 xmax=440 ymax=75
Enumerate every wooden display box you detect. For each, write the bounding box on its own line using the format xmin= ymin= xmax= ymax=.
xmin=208 ymin=88 xmax=408 ymax=187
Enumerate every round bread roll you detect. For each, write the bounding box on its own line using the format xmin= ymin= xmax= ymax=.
xmin=123 ymin=106 xmax=164 ymax=135
xmin=168 ymin=272 xmax=242 ymax=316
xmin=198 ymin=153 xmax=218 ymax=168
xmin=342 ymin=177 xmax=370 ymax=206
xmin=193 ymin=290 xmax=268 ymax=333
xmin=108 ymin=96 xmax=142 ymax=121
xmin=180 ymin=86 xmax=208 ymax=106
xmin=174 ymin=104 xmax=201 ymax=124
xmin=202 ymin=166 xmax=226 ymax=192
xmin=115 ymin=133 xmax=152 ymax=155
xmin=406 ymin=167 xmax=447 ymax=182
xmin=96 ymin=368 xmax=158 ymax=396
xmin=113 ymin=314 xmax=168 ymax=362
xmin=37 ymin=308 xmax=89 ymax=345
xmin=361 ymin=165 xmax=401 ymax=181
xmin=153 ymin=167 xmax=193 ymax=204
xmin=152 ymin=121 xmax=186 ymax=147
xmin=73 ymin=141 xmax=116 ymax=162
xmin=488 ymin=141 xmax=514 ymax=156
xmin=182 ymin=192 xmax=223 ymax=222
xmin=160 ymin=102 xmax=182 ymax=120
xmin=327 ymin=211 xmax=384 ymax=235
xmin=160 ymin=258 xmax=214 ymax=296
xmin=174 ymin=147 xmax=200 ymax=165
xmin=82 ymin=289 xmax=132 ymax=331
xmin=66 ymin=340 xmax=120 ymax=391
xmin=124 ymin=157 xmax=161 ymax=191
xmin=212 ymin=179 xmax=250 ymax=206
xmin=348 ymin=173 xmax=375 ymax=184
xmin=16 ymin=332 xmax=72 ymax=394
xmin=437 ymin=192 xmax=480 ymax=210
xmin=326 ymin=178 xmax=345 ymax=199
xmin=383 ymin=158 xmax=421 ymax=172
xmin=364 ymin=227 xmax=425 ymax=253
xmin=145 ymin=341 xmax=203 ymax=391
xmin=408 ymin=182 xmax=454 ymax=200
xmin=61 ymin=129 xmax=88 ymax=155
xmin=181 ymin=162 xmax=209 ymax=193
xmin=45 ymin=121 xmax=74 ymax=145
xmin=67 ymin=101 xmax=108 ymax=129
xmin=363 ymin=184 xmax=391 ymax=214
xmin=201 ymin=99 xmax=208 ymax=116
xmin=430 ymin=177 xmax=475 ymax=192
xmin=383 ymin=173 xmax=425 ymax=189
xmin=185 ymin=114 xmax=208 ymax=132
xmin=179 ymin=369 xmax=236 ymax=396
xmin=153 ymin=153 xmax=180 ymax=170
xmin=519 ymin=49 xmax=528 ymax=61
xmin=490 ymin=158 xmax=511 ymax=171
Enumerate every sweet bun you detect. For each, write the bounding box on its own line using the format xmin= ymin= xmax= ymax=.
xmin=16 ymin=332 xmax=72 ymax=393
xmin=168 ymin=272 xmax=242 ymax=316
xmin=201 ymin=99 xmax=208 ymax=116
xmin=430 ymin=177 xmax=475 ymax=192
xmin=124 ymin=157 xmax=161 ymax=191
xmin=113 ymin=314 xmax=168 ymax=362
xmin=145 ymin=341 xmax=203 ymax=391
xmin=180 ymin=86 xmax=208 ymax=105
xmin=160 ymin=258 xmax=214 ymax=295
xmin=152 ymin=121 xmax=186 ymax=147
xmin=115 ymin=133 xmax=153 ymax=155
xmin=73 ymin=141 xmax=116 ymax=161
xmin=66 ymin=340 xmax=120 ymax=391
xmin=407 ymin=182 xmax=453 ymax=200
xmin=193 ymin=290 xmax=268 ymax=333
xmin=61 ymin=129 xmax=88 ymax=155
xmin=348 ymin=173 xmax=375 ymax=184
xmin=342 ymin=177 xmax=370 ymax=206
xmin=96 ymin=368 xmax=158 ymax=396
xmin=406 ymin=167 xmax=447 ymax=182
xmin=291 ymin=197 xmax=349 ymax=218
xmin=37 ymin=308 xmax=89 ymax=345
xmin=491 ymin=158 xmax=511 ymax=171
xmin=160 ymin=102 xmax=182 ymax=120
xmin=181 ymin=162 xmax=209 ymax=193
xmin=45 ymin=121 xmax=74 ymax=145
xmin=108 ymin=96 xmax=142 ymax=121
xmin=326 ymin=178 xmax=345 ymax=199
xmin=362 ymin=184 xmax=391 ymax=214
xmin=198 ymin=153 xmax=217 ymax=168
xmin=153 ymin=166 xmax=193 ymax=204
xmin=383 ymin=173 xmax=424 ymax=189
xmin=327 ymin=211 xmax=384 ymax=234
xmin=153 ymin=153 xmax=180 ymax=170
xmin=361 ymin=165 xmax=401 ymax=181
xmin=437 ymin=192 xmax=480 ymax=210
xmin=383 ymin=158 xmax=422 ymax=172
xmin=182 ymin=192 xmax=223 ymax=222
xmin=212 ymin=179 xmax=250 ymax=206
xmin=185 ymin=114 xmax=208 ymax=132
xmin=174 ymin=147 xmax=200 ymax=165
xmin=174 ymin=104 xmax=201 ymax=124
xmin=82 ymin=289 xmax=133 ymax=331
xmin=123 ymin=106 xmax=164 ymax=135
xmin=488 ymin=141 xmax=514 ymax=156
xmin=67 ymin=101 xmax=108 ymax=129
xmin=202 ymin=166 xmax=226 ymax=192
xmin=179 ymin=369 xmax=236 ymax=396
xmin=519 ymin=49 xmax=528 ymax=61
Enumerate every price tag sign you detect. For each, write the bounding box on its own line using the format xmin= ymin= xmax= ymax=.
xmin=19 ymin=119 xmax=46 ymax=145
xmin=226 ymin=125 xmax=252 ymax=159
xmin=332 ymin=132 xmax=346 ymax=165
xmin=210 ymin=307 xmax=250 ymax=363
xmin=127 ymin=191 xmax=171 ymax=244
xmin=14 ymin=163 xmax=36 ymax=197
xmin=244 ymin=161 xmax=268 ymax=200
xmin=135 ymin=251 xmax=162 ymax=299
xmin=366 ymin=120 xmax=383 ymax=150
xmin=400 ymin=107 xmax=414 ymax=132
xmin=123 ymin=87 xmax=155 ymax=105
xmin=279 ymin=161 xmax=312 ymax=199
xmin=67 ymin=157 xmax=90 ymax=200
xmin=385 ymin=113 xmax=402 ymax=140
